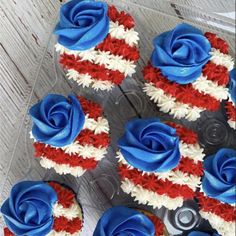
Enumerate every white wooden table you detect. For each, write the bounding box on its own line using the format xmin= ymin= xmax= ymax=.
xmin=0 ymin=0 xmax=235 ymax=234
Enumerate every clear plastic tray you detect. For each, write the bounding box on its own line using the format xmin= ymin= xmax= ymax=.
xmin=0 ymin=0 xmax=235 ymax=235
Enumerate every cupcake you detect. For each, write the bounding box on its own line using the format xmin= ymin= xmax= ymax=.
xmin=187 ymin=231 xmax=220 ymax=236
xmin=93 ymin=206 xmax=168 ymax=236
xmin=55 ymin=0 xmax=140 ymax=91
xmin=225 ymin=68 xmax=236 ymax=129
xmin=1 ymin=181 xmax=83 ymax=236
xmin=197 ymin=148 xmax=236 ymax=236
xmin=29 ymin=94 xmax=110 ymax=177
xmin=143 ymin=23 xmax=234 ymax=121
xmin=117 ymin=118 xmax=205 ymax=210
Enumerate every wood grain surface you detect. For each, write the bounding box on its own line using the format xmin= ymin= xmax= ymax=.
xmin=0 ymin=0 xmax=235 ymax=234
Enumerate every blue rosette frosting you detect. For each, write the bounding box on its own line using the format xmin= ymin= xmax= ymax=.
xmin=151 ymin=23 xmax=211 ymax=84
xmin=202 ymin=148 xmax=236 ymax=204
xmin=188 ymin=231 xmax=220 ymax=236
xmin=54 ymin=0 xmax=109 ymax=50
xmin=118 ymin=118 xmax=180 ymax=172
xmin=1 ymin=181 xmax=57 ymax=236
xmin=229 ymin=68 xmax=236 ymax=104
xmin=29 ymin=94 xmax=85 ymax=147
xmin=93 ymin=206 xmax=155 ymax=236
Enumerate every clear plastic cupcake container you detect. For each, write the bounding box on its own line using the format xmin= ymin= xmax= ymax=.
xmin=0 ymin=0 xmax=235 ymax=235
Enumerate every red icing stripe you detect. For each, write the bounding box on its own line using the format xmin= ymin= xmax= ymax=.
xmin=53 ymin=216 xmax=83 ymax=234
xmin=76 ymin=129 xmax=110 ymax=148
xmin=225 ymin=101 xmax=236 ymax=121
xmin=34 ymin=142 xmax=98 ymax=169
xmin=60 ymin=53 xmax=125 ymax=85
xmin=143 ymin=63 xmax=220 ymax=111
xmin=108 ymin=5 xmax=135 ymax=29
xmin=202 ymin=61 xmax=229 ymax=86
xmin=4 ymin=228 xmax=14 ymax=236
xmin=96 ymin=34 xmax=139 ymax=61
xmin=166 ymin=122 xmax=198 ymax=144
xmin=147 ymin=215 xmax=165 ymax=236
xmin=77 ymin=96 xmax=103 ymax=120
xmin=197 ymin=192 xmax=235 ymax=222
xmin=48 ymin=182 xmax=75 ymax=208
xmin=174 ymin=156 xmax=203 ymax=177
xmin=205 ymin=32 xmax=229 ymax=54
xmin=119 ymin=164 xmax=194 ymax=199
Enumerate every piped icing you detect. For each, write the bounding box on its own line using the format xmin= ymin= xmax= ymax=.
xmin=1 ymin=181 xmax=83 ymax=236
xmin=56 ymin=3 xmax=140 ymax=91
xmin=143 ymin=26 xmax=234 ymax=121
xmin=197 ymin=148 xmax=236 ymax=236
xmin=30 ymin=95 xmax=110 ymax=177
xmin=118 ymin=119 xmax=205 ymax=210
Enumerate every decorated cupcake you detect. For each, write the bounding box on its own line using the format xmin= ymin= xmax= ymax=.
xmin=187 ymin=231 xmax=220 ymax=236
xmin=55 ymin=0 xmax=140 ymax=91
xmin=143 ymin=23 xmax=234 ymax=121
xmin=29 ymin=94 xmax=110 ymax=177
xmin=1 ymin=181 xmax=83 ymax=236
xmin=197 ymin=148 xmax=236 ymax=236
xmin=93 ymin=206 xmax=168 ymax=236
xmin=117 ymin=118 xmax=205 ymax=210
xmin=225 ymin=68 xmax=236 ymax=129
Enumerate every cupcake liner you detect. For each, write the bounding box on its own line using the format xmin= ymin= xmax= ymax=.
xmin=56 ymin=5 xmax=140 ymax=91
xmin=197 ymin=192 xmax=235 ymax=236
xmin=3 ymin=181 xmax=84 ymax=236
xmin=118 ymin=122 xmax=205 ymax=210
xmin=32 ymin=96 xmax=110 ymax=177
xmin=143 ymin=32 xmax=234 ymax=121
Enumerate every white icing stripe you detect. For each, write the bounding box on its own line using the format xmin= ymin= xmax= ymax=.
xmin=47 ymin=230 xmax=79 ymax=236
xmin=200 ymin=210 xmax=235 ymax=236
xmin=66 ymin=70 xmax=114 ymax=91
xmin=53 ymin=201 xmax=83 ymax=221
xmin=179 ymin=141 xmax=205 ymax=163
xmin=210 ymin=48 xmax=234 ymax=71
xmin=121 ymin=178 xmax=184 ymax=210
xmin=83 ymin=114 xmax=109 ymax=134
xmin=117 ymin=152 xmax=201 ymax=191
xmin=109 ymin=21 xmax=139 ymax=47
xmin=61 ymin=143 xmax=107 ymax=161
xmin=40 ymin=158 xmax=86 ymax=177
xmin=143 ymin=83 xmax=203 ymax=121
xmin=228 ymin=119 xmax=236 ymax=129
xmin=192 ymin=74 xmax=228 ymax=101
xmin=56 ymin=44 xmax=136 ymax=77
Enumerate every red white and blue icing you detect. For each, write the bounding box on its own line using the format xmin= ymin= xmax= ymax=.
xmin=197 ymin=148 xmax=236 ymax=236
xmin=29 ymin=94 xmax=85 ymax=147
xmin=117 ymin=119 xmax=205 ymax=210
xmin=225 ymin=68 xmax=236 ymax=129
xmin=54 ymin=0 xmax=109 ymax=51
xmin=118 ymin=119 xmax=180 ymax=172
xmin=93 ymin=206 xmax=166 ymax=236
xmin=30 ymin=95 xmax=110 ymax=177
xmin=151 ymin=23 xmax=211 ymax=84
xmin=1 ymin=181 xmax=83 ymax=236
xmin=143 ymin=26 xmax=234 ymax=121
xmin=56 ymin=2 xmax=140 ymax=91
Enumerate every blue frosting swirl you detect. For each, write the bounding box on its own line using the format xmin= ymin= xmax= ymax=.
xmin=188 ymin=231 xmax=220 ymax=236
xmin=151 ymin=23 xmax=211 ymax=84
xmin=202 ymin=148 xmax=236 ymax=204
xmin=1 ymin=181 xmax=57 ymax=236
xmin=229 ymin=68 xmax=236 ymax=104
xmin=93 ymin=206 xmax=155 ymax=236
xmin=118 ymin=118 xmax=180 ymax=172
xmin=54 ymin=0 xmax=109 ymax=50
xmin=29 ymin=94 xmax=85 ymax=147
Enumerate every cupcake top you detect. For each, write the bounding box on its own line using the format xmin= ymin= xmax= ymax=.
xmin=187 ymin=231 xmax=220 ymax=236
xmin=1 ymin=181 xmax=83 ymax=236
xmin=202 ymin=148 xmax=236 ymax=204
xmin=93 ymin=206 xmax=166 ymax=236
